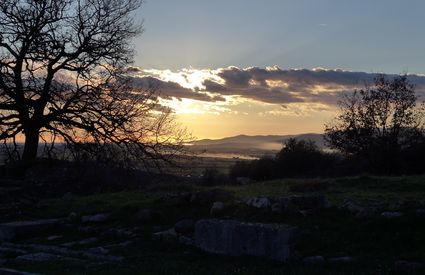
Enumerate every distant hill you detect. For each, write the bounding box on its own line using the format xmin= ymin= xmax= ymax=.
xmin=190 ymin=133 xmax=325 ymax=157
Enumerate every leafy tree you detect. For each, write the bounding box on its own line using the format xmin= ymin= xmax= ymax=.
xmin=0 ymin=0 xmax=186 ymax=165
xmin=325 ymin=75 xmax=425 ymax=172
xmin=276 ymin=138 xmax=333 ymax=177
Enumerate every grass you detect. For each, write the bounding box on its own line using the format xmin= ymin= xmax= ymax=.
xmin=4 ymin=174 xmax=425 ymax=274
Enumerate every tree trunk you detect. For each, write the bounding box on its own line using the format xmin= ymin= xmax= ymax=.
xmin=22 ymin=128 xmax=40 ymax=163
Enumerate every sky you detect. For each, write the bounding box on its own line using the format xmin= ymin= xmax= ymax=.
xmin=128 ymin=0 xmax=425 ymax=139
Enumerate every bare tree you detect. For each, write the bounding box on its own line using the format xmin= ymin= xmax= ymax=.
xmin=325 ymin=75 xmax=425 ymax=171
xmin=0 ymin=0 xmax=187 ymax=165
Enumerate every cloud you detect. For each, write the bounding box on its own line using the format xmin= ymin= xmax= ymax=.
xmin=128 ymin=66 xmax=425 ymax=106
xmin=129 ymin=76 xmax=225 ymax=102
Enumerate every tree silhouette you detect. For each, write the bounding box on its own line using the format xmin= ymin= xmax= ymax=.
xmin=0 ymin=0 xmax=186 ymax=165
xmin=325 ymin=75 xmax=425 ymax=172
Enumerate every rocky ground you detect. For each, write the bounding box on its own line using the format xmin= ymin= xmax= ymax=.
xmin=0 ymin=175 xmax=425 ymax=274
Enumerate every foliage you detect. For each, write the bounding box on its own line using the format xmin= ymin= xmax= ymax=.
xmin=276 ymin=138 xmax=335 ymax=177
xmin=230 ymin=139 xmax=337 ymax=180
xmin=325 ymin=75 xmax=425 ymax=173
xmin=0 ymin=0 xmax=188 ymax=166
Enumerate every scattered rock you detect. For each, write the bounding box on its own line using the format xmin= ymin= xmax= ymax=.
xmin=0 ymin=268 xmax=44 ymax=275
xmin=47 ymin=235 xmax=62 ymax=241
xmin=152 ymin=228 xmax=178 ymax=242
xmin=179 ymin=235 xmax=195 ymax=246
xmin=152 ymin=225 xmax=169 ymax=233
xmin=194 ymin=219 xmax=298 ymax=262
xmin=381 ymin=212 xmax=403 ymax=219
xmin=328 ymin=256 xmax=356 ymax=264
xmin=15 ymin=252 xmax=60 ymax=263
xmin=0 ymin=219 xmax=61 ymax=240
xmin=174 ymin=219 xmax=195 ymax=235
xmin=77 ymin=237 xmax=98 ymax=245
xmin=339 ymin=199 xmax=363 ymax=213
xmin=0 ymin=246 xmax=27 ymax=255
xmin=81 ymin=213 xmax=111 ymax=223
xmin=303 ymin=255 xmax=325 ymax=265
xmin=86 ymin=247 xmax=108 ymax=255
xmin=245 ymin=197 xmax=270 ymax=209
xmin=210 ymin=202 xmax=225 ymax=217
xmin=355 ymin=207 xmax=379 ymax=219
xmin=339 ymin=199 xmax=384 ymax=219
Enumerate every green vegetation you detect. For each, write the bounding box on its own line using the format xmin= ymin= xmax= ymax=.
xmin=2 ymin=174 xmax=424 ymax=274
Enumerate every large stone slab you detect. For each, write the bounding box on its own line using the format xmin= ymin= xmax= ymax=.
xmin=194 ymin=219 xmax=298 ymax=262
xmin=0 ymin=219 xmax=61 ymax=240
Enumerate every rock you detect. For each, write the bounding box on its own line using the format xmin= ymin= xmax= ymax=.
xmin=174 ymin=219 xmax=195 ymax=235
xmin=152 ymin=225 xmax=169 ymax=233
xmin=67 ymin=212 xmax=81 ymax=223
xmin=0 ymin=246 xmax=28 ymax=255
xmin=15 ymin=252 xmax=60 ymax=263
xmin=210 ymin=202 xmax=225 ymax=217
xmin=86 ymin=247 xmax=108 ymax=255
xmin=81 ymin=213 xmax=111 ymax=223
xmin=236 ymin=177 xmax=251 ymax=185
xmin=77 ymin=237 xmax=98 ymax=245
xmin=47 ymin=235 xmax=62 ymax=241
xmin=190 ymin=189 xmax=234 ymax=205
xmin=179 ymin=235 xmax=195 ymax=246
xmin=0 ymin=268 xmax=44 ymax=275
xmin=416 ymin=209 xmax=425 ymax=217
xmin=394 ymin=260 xmax=425 ymax=272
xmin=339 ymin=199 xmax=364 ymax=214
xmin=303 ymin=256 xmax=325 ymax=265
xmin=1 ymin=243 xmax=122 ymax=263
xmin=0 ymin=219 xmax=61 ymax=240
xmin=381 ymin=211 xmax=403 ymax=219
xmin=152 ymin=228 xmax=178 ymax=242
xmin=328 ymin=256 xmax=356 ymax=264
xmin=194 ymin=219 xmax=298 ymax=262
xmin=245 ymin=197 xmax=270 ymax=209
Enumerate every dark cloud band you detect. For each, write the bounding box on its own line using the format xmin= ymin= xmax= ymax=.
xmin=129 ymin=66 xmax=425 ymax=106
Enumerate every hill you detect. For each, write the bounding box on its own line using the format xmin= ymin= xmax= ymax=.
xmin=190 ymin=133 xmax=325 ymax=157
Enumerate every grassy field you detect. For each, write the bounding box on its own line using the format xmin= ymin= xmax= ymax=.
xmin=4 ymin=174 xmax=425 ymax=274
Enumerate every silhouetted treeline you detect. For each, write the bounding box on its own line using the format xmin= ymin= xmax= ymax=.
xmin=229 ymin=137 xmax=425 ymax=180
